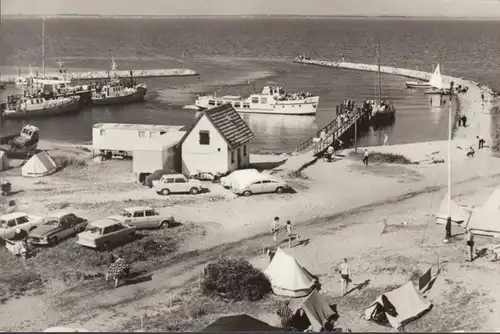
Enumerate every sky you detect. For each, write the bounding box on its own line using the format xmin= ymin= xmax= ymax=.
xmin=3 ymin=0 xmax=500 ymax=18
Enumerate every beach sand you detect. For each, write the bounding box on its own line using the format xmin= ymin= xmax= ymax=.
xmin=0 ymin=72 xmax=499 ymax=332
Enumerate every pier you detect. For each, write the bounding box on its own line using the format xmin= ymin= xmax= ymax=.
xmin=0 ymin=68 xmax=199 ymax=83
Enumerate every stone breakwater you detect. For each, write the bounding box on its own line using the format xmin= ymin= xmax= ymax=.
xmin=294 ymin=59 xmax=497 ymax=96
xmin=0 ymin=68 xmax=199 ymax=83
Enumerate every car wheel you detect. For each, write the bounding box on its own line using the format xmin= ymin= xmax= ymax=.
xmin=49 ymin=236 xmax=58 ymax=246
xmin=160 ymin=220 xmax=171 ymax=228
xmin=275 ymin=187 xmax=285 ymax=194
xmin=190 ymin=187 xmax=199 ymax=195
xmin=243 ymin=190 xmax=252 ymax=197
xmin=160 ymin=189 xmax=170 ymax=196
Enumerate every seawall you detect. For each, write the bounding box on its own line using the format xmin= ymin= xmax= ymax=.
xmin=0 ymin=68 xmax=199 ymax=83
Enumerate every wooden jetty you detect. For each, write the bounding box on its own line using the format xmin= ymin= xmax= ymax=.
xmin=0 ymin=68 xmax=199 ymax=83
xmin=294 ymin=105 xmax=369 ymax=156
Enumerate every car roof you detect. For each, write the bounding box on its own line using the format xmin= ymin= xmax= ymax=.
xmin=124 ymin=206 xmax=154 ymax=212
xmin=46 ymin=212 xmax=74 ymax=219
xmin=0 ymin=212 xmax=28 ymax=220
xmin=89 ymin=218 xmax=121 ymax=228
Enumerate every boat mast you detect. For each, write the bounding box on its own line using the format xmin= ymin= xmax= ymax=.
xmin=42 ymin=17 xmax=45 ymax=77
xmin=377 ymin=40 xmax=382 ymax=103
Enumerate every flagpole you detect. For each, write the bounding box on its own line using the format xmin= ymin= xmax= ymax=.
xmin=446 ymin=103 xmax=452 ymax=239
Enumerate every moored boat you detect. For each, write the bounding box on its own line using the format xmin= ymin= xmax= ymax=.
xmin=91 ymin=80 xmax=147 ymax=106
xmin=370 ymin=41 xmax=396 ymax=127
xmin=194 ymin=85 xmax=319 ymax=116
xmin=405 ymin=81 xmax=431 ymax=89
xmin=2 ymin=95 xmax=81 ymax=120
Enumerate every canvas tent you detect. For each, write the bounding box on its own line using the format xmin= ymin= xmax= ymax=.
xmin=0 ymin=151 xmax=8 ymax=171
xmin=21 ymin=151 xmax=57 ymax=177
xmin=289 ymin=289 xmax=335 ymax=332
xmin=466 ymin=188 xmax=500 ymax=237
xmin=264 ymin=248 xmax=316 ymax=298
xmin=201 ymin=314 xmax=281 ymax=332
xmin=364 ymin=281 xmax=432 ymax=329
xmin=436 ymin=195 xmax=472 ymax=225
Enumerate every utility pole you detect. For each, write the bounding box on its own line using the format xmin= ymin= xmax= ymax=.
xmin=354 ymin=116 xmax=358 ymax=153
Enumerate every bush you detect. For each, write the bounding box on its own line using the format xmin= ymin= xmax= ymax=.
xmin=348 ymin=151 xmax=412 ymax=164
xmin=201 ymin=258 xmax=271 ymax=301
xmin=52 ymin=155 xmax=87 ymax=168
xmin=490 ymin=105 xmax=500 ymax=154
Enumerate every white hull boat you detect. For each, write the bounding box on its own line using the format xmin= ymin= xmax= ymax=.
xmin=194 ymin=85 xmax=319 ymax=116
xmin=405 ymin=81 xmax=431 ymax=88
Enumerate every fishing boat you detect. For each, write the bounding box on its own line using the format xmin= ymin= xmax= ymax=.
xmin=2 ymin=95 xmax=81 ymax=120
xmin=424 ymin=64 xmax=452 ymax=95
xmin=193 ymin=85 xmax=319 ymax=116
xmin=90 ymin=59 xmax=147 ymax=106
xmin=369 ymin=41 xmax=396 ymax=127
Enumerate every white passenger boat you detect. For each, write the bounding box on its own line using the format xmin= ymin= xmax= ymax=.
xmin=194 ymin=85 xmax=319 ymax=115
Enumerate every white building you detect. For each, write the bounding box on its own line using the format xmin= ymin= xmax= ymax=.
xmin=132 ymin=131 xmax=186 ymax=183
xmin=92 ymin=123 xmax=184 ymax=157
xmin=181 ymin=104 xmax=254 ymax=176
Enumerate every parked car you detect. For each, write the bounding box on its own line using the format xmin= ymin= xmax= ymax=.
xmin=153 ymin=173 xmax=203 ymax=195
xmin=76 ymin=219 xmax=136 ymax=250
xmin=108 ymin=206 xmax=175 ymax=229
xmin=0 ymin=212 xmax=43 ymax=240
xmin=28 ymin=212 xmax=88 ymax=246
xmin=220 ymin=169 xmax=261 ymax=189
xmin=232 ymin=174 xmax=289 ymax=197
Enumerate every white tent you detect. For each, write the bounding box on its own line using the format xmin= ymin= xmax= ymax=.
xmin=0 ymin=151 xmax=8 ymax=171
xmin=264 ymin=248 xmax=316 ymax=298
xmin=435 ymin=194 xmax=472 ymax=225
xmin=364 ymin=281 xmax=432 ymax=329
xmin=429 ymin=64 xmax=444 ymax=90
xmin=466 ymin=188 xmax=500 ymax=236
xmin=21 ymin=151 xmax=57 ymax=177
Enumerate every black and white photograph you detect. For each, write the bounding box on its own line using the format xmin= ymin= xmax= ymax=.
xmin=0 ymin=0 xmax=499 ymax=331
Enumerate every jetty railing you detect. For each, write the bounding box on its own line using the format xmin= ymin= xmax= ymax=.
xmin=294 ymin=109 xmax=363 ymax=154
xmin=313 ymin=110 xmax=362 ymax=156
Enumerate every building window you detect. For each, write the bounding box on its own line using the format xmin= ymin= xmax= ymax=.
xmin=138 ymin=131 xmax=145 ymax=138
xmin=234 ymin=102 xmax=241 ymax=108
xmin=243 ymin=103 xmax=250 ymax=108
xmin=231 ymin=151 xmax=235 ymax=163
xmin=208 ymin=100 xmax=215 ymax=106
xmin=243 ymin=145 xmax=247 ymax=156
xmin=199 ymin=130 xmax=210 ymax=145
xmin=100 ymin=129 xmax=106 ymax=136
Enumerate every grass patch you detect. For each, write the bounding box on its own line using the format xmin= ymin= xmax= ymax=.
xmin=348 ymin=151 xmax=412 ymax=164
xmin=52 ymin=155 xmax=88 ymax=168
xmin=490 ymin=104 xmax=500 ymax=155
xmin=0 ymin=224 xmax=197 ymax=303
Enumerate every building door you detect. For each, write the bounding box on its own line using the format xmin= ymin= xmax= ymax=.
xmin=237 ymin=148 xmax=241 ymax=168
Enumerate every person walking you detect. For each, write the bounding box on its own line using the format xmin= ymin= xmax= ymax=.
xmin=272 ymin=217 xmax=280 ymax=243
xmin=338 ymin=258 xmax=351 ymax=297
xmin=362 ymin=149 xmax=369 ymax=166
xmin=466 ymin=229 xmax=475 ymax=262
xmin=285 ymin=220 xmax=300 ymax=248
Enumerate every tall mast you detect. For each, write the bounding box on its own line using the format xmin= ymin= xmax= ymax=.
xmin=377 ymin=40 xmax=382 ymax=103
xmin=42 ymin=17 xmax=45 ymax=76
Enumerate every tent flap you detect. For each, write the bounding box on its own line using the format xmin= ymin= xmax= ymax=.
xmin=300 ymin=290 xmax=335 ymax=332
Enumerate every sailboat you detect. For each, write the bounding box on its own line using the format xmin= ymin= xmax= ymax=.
xmin=369 ymin=41 xmax=396 ymax=127
xmin=424 ymin=64 xmax=452 ymax=95
xmin=405 ymin=65 xmax=439 ymax=89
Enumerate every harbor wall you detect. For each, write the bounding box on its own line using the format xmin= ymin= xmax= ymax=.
xmin=0 ymin=68 xmax=199 ymax=83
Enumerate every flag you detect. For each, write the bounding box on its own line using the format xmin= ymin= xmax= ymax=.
xmin=419 ymin=268 xmax=432 ymax=290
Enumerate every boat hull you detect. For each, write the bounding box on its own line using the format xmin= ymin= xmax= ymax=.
xmin=370 ymin=111 xmax=395 ymax=127
xmin=195 ymin=101 xmax=318 ymax=115
xmin=92 ymin=87 xmax=147 ymax=106
xmin=405 ymin=81 xmax=431 ymax=88
xmin=3 ymin=100 xmax=82 ymax=120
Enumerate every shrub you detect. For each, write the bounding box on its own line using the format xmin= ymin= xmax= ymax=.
xmin=52 ymin=155 xmax=87 ymax=168
xmin=348 ymin=151 xmax=412 ymax=164
xmin=201 ymin=258 xmax=271 ymax=301
xmin=490 ymin=105 xmax=500 ymax=154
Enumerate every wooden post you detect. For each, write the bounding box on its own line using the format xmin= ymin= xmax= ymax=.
xmin=140 ymin=313 xmax=144 ymax=331
xmin=354 ymin=115 xmax=358 ymax=153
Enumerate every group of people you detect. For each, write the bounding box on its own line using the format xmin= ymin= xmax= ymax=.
xmin=270 ymin=216 xmax=301 ymax=249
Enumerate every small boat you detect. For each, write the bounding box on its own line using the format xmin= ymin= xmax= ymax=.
xmin=3 ymin=95 xmax=81 ymax=120
xmin=90 ymin=59 xmax=147 ymax=106
xmin=424 ymin=64 xmax=452 ymax=95
xmin=194 ymin=85 xmax=319 ymax=116
xmin=405 ymin=81 xmax=431 ymax=89
xmin=44 ymin=82 xmax=92 ymax=106
xmin=0 ymin=124 xmax=40 ymax=159
xmin=370 ymin=41 xmax=396 ymax=127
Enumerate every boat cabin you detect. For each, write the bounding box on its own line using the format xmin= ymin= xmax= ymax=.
xmin=261 ymin=86 xmax=285 ymax=96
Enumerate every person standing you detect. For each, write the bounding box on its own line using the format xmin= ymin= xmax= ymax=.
xmin=466 ymin=229 xmax=475 ymax=262
xmin=286 ymin=220 xmax=300 ymax=248
xmin=272 ymin=217 xmax=280 ymax=243
xmin=362 ymin=149 xmax=369 ymax=166
xmin=277 ymin=300 xmax=294 ymax=331
xmin=338 ymin=258 xmax=351 ymax=297
xmin=462 ymin=115 xmax=467 ymax=127
xmin=383 ymin=133 xmax=389 ymax=146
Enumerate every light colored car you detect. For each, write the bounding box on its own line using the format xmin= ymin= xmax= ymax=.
xmin=43 ymin=327 xmax=90 ymax=332
xmin=232 ymin=174 xmax=289 ymax=197
xmin=76 ymin=219 xmax=136 ymax=250
xmin=220 ymin=169 xmax=261 ymax=189
xmin=0 ymin=212 xmax=43 ymax=240
xmin=108 ymin=206 xmax=175 ymax=229
xmin=154 ymin=173 xmax=203 ymax=195
xmin=28 ymin=212 xmax=88 ymax=246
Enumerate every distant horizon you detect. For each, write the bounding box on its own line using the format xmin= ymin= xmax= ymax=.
xmin=3 ymin=14 xmax=500 ymax=20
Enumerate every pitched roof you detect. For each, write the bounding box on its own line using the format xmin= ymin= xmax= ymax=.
xmin=201 ymin=104 xmax=254 ymax=149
